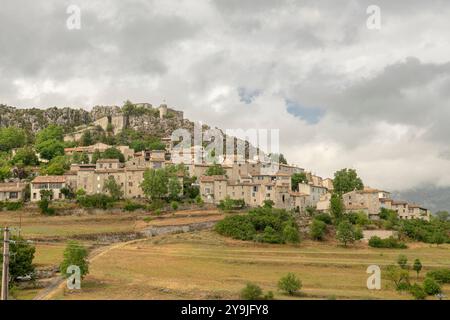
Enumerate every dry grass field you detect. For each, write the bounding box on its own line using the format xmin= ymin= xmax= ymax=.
xmin=50 ymin=231 xmax=450 ymax=300
xmin=2 ymin=208 xmax=448 ymax=300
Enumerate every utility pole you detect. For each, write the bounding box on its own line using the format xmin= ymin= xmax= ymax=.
xmin=1 ymin=227 xmax=9 ymax=300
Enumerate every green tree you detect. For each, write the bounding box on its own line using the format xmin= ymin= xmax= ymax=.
xmin=310 ymin=219 xmax=327 ymax=240
xmin=80 ymin=152 xmax=90 ymax=164
xmin=409 ymin=283 xmax=426 ymax=300
xmin=35 ymin=124 xmax=64 ymax=145
xmin=0 ymin=165 xmax=12 ymax=181
xmin=205 ymin=162 xmax=226 ymax=176
xmin=423 ymin=277 xmax=441 ymax=295
xmin=240 ymin=283 xmax=263 ymax=300
xmin=263 ymin=199 xmax=274 ymax=208
xmin=80 ymin=130 xmax=93 ymax=146
xmin=11 ymin=147 xmax=39 ymax=166
xmin=333 ymin=168 xmax=364 ymax=195
xmin=41 ymin=155 xmax=70 ymax=175
xmin=168 ymin=177 xmax=182 ymax=200
xmin=330 ymin=193 xmax=345 ymax=221
xmin=413 ymin=259 xmax=422 ymax=279
xmin=291 ymin=172 xmax=308 ymax=191
xmin=141 ymin=168 xmax=169 ymax=200
xmin=385 ymin=265 xmax=410 ymax=290
xmin=60 ymin=241 xmax=89 ymax=279
xmin=336 ymin=220 xmax=357 ymax=246
xmin=0 ymin=127 xmax=27 ymax=151
xmin=278 ymin=273 xmax=302 ymax=295
xmin=91 ymin=150 xmax=101 ymax=164
xmin=282 ymin=224 xmax=300 ymax=243
xmin=103 ymin=176 xmax=123 ymax=200
xmin=121 ymin=100 xmax=135 ymax=117
xmin=397 ymin=255 xmax=408 ymax=270
xmin=102 ymin=147 xmax=125 ymax=163
xmin=0 ymin=235 xmax=35 ymax=283
xmin=36 ymin=139 xmax=65 ymax=160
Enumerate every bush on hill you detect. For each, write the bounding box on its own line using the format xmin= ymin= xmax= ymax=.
xmin=215 ymin=207 xmax=300 ymax=244
xmin=368 ymin=236 xmax=407 ymax=249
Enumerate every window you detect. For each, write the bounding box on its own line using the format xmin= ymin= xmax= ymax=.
xmin=33 ymin=193 xmax=36 ymax=199
xmin=9 ymin=192 xmax=18 ymax=199
xmin=129 ymin=182 xmax=133 ymax=187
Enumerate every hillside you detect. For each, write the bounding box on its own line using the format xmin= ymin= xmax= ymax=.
xmin=392 ymin=186 xmax=450 ymax=213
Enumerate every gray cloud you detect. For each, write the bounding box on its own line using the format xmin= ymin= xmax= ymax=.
xmin=1 ymin=0 xmax=450 ymax=190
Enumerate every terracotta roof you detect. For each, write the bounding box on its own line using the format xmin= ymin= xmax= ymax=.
xmin=0 ymin=183 xmax=27 ymax=192
xmin=380 ymin=198 xmax=393 ymax=203
xmin=32 ymin=176 xmax=66 ymax=184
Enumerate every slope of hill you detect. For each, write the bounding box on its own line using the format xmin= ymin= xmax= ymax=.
xmin=392 ymin=185 xmax=450 ymax=213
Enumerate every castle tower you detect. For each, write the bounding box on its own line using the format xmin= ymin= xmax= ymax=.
xmin=159 ymin=104 xmax=168 ymax=119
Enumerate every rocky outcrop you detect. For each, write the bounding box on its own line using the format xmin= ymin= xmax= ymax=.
xmin=0 ymin=104 xmax=91 ymax=133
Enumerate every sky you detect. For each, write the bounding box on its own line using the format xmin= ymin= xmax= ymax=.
xmin=1 ymin=0 xmax=450 ymax=191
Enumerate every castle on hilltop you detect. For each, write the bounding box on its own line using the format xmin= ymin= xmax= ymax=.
xmin=64 ymin=102 xmax=184 ymax=142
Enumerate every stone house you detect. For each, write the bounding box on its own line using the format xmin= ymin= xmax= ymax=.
xmin=0 ymin=182 xmax=28 ymax=202
xmin=31 ymin=176 xmax=67 ymax=201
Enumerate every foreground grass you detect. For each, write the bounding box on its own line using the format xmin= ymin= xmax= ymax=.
xmin=52 ymin=231 xmax=450 ymax=300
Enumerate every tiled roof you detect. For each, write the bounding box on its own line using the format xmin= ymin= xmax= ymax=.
xmin=32 ymin=176 xmax=66 ymax=183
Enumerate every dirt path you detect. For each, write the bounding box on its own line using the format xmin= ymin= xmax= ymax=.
xmin=34 ymin=238 xmax=150 ymax=300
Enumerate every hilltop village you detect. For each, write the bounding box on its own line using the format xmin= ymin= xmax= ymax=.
xmin=0 ymin=102 xmax=430 ymax=222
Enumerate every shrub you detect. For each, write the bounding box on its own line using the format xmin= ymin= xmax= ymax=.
xmin=282 ymin=224 xmax=300 ymax=243
xmin=77 ymin=194 xmax=114 ymax=209
xmin=314 ymin=213 xmax=332 ymax=224
xmin=154 ymin=209 xmax=162 ymax=216
xmin=397 ymin=255 xmax=408 ymax=269
xmin=38 ymin=198 xmax=56 ymax=215
xmin=216 ymin=215 xmax=256 ymax=241
xmin=368 ymin=236 xmax=407 ymax=249
xmin=385 ymin=265 xmax=410 ymax=290
xmin=143 ymin=216 xmax=152 ymax=223
xmin=123 ymin=201 xmax=145 ymax=212
xmin=4 ymin=201 xmax=23 ymax=211
xmin=426 ymin=269 xmax=450 ymax=284
xmin=409 ymin=284 xmax=427 ymax=300
xmin=423 ymin=277 xmax=442 ymax=295
xmin=171 ymin=201 xmax=179 ymax=210
xmin=240 ymin=283 xmax=263 ymax=300
xmin=310 ymin=219 xmax=327 ymax=240
xmin=400 ymin=219 xmax=450 ymax=244
xmin=195 ymin=194 xmax=204 ymax=206
xmin=278 ymin=273 xmax=302 ymax=295
xmin=255 ymin=226 xmax=283 ymax=244
xmin=215 ymin=207 xmax=299 ymax=244
xmin=218 ymin=197 xmax=245 ymax=211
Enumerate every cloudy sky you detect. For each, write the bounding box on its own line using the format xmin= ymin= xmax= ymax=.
xmin=1 ymin=0 xmax=450 ymax=191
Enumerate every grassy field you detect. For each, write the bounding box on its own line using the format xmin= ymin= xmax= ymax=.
xmin=50 ymin=231 xmax=450 ymax=300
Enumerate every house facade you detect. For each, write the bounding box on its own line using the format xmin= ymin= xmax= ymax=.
xmin=31 ymin=176 xmax=67 ymax=201
xmin=0 ymin=182 xmax=28 ymax=202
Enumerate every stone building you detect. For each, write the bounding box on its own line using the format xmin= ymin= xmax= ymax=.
xmin=31 ymin=176 xmax=67 ymax=202
xmin=0 ymin=182 xmax=28 ymax=202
